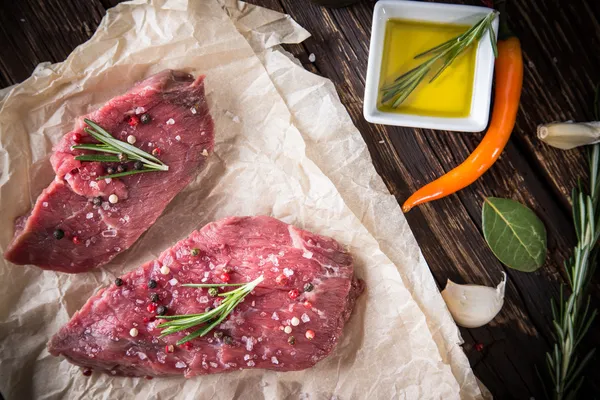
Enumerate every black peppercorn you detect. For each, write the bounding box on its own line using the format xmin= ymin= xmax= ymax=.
xmin=148 ymin=279 xmax=157 ymax=289
xmin=156 ymin=305 xmax=167 ymax=316
xmin=53 ymin=229 xmax=65 ymax=240
xmin=92 ymin=196 xmax=102 ymax=206
xmin=287 ymin=336 xmax=296 ymax=345
xmin=208 ymin=287 xmax=218 ymax=297
xmin=223 ymin=336 xmax=233 ymax=345
xmin=303 ymin=282 xmax=314 ymax=292
xmin=116 ymin=164 xmax=127 ymax=173
xmin=115 ymin=278 xmax=123 ymax=287
xmin=106 ymin=166 xmax=116 ymax=175
xmin=190 ymin=248 xmax=200 ymax=256
xmin=140 ymin=113 xmax=151 ymax=124
xmin=150 ymin=293 xmax=159 ymax=302
xmin=213 ymin=331 xmax=223 ymax=339
xmin=133 ymin=160 xmax=144 ymax=170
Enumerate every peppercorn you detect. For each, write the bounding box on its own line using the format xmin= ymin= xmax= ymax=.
xmin=53 ymin=229 xmax=65 ymax=240
xmin=150 ymin=293 xmax=159 ymax=303
xmin=190 ymin=248 xmax=200 ymax=256
xmin=106 ymin=166 xmax=116 ymax=175
xmin=115 ymin=278 xmax=123 ymax=287
xmin=223 ymin=336 xmax=233 ymax=345
xmin=140 ymin=113 xmax=151 ymax=124
xmin=287 ymin=336 xmax=296 ymax=345
xmin=156 ymin=305 xmax=167 ymax=316
xmin=220 ymin=273 xmax=231 ymax=283
xmin=118 ymin=153 xmax=128 ymax=162
xmin=213 ymin=331 xmax=223 ymax=339
xmin=152 ymin=148 xmax=161 ymax=156
xmin=92 ymin=196 xmax=103 ymax=206
xmin=303 ymin=282 xmax=314 ymax=292
xmin=208 ymin=287 xmax=218 ymax=297
xmin=147 ymin=303 xmax=157 ymax=313
xmin=134 ymin=160 xmax=144 ymax=170
xmin=148 ymin=279 xmax=157 ymax=289
xmin=288 ymin=289 xmax=300 ymax=299
xmin=116 ymin=164 xmax=127 ymax=173
xmin=82 ymin=368 xmax=92 ymax=376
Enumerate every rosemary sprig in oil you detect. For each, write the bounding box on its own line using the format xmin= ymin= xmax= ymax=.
xmin=72 ymin=119 xmax=169 ymax=180
xmin=381 ymin=11 xmax=498 ymax=108
xmin=158 ymin=275 xmax=264 ymax=345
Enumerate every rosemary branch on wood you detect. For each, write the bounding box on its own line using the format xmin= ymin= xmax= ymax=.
xmin=72 ymin=119 xmax=169 ymax=180
xmin=544 ymin=88 xmax=599 ymax=400
xmin=381 ymin=11 xmax=498 ymax=108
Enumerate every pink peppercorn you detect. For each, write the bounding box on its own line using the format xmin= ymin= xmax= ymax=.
xmin=72 ymin=236 xmax=81 ymax=245
xmin=147 ymin=303 xmax=157 ymax=313
xmin=475 ymin=343 xmax=484 ymax=352
xmin=128 ymin=116 xmax=139 ymax=126
xmin=82 ymin=368 xmax=92 ymax=376
xmin=305 ymin=330 xmax=315 ymax=340
xmin=275 ymin=274 xmax=288 ymax=285
xmin=288 ymin=289 xmax=299 ymax=299
xmin=220 ymin=272 xmax=231 ymax=283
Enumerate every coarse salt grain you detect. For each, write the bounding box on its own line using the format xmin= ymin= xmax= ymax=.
xmin=202 ymin=149 xmax=209 ymax=157
xmin=291 ymin=317 xmax=300 ymax=326
xmin=169 ymin=278 xmax=179 ymax=286
xmin=303 ymin=250 xmax=313 ymax=259
xmin=129 ymin=328 xmax=138 ymax=337
xmin=190 ymin=107 xmax=197 ymax=114
xmin=271 ymin=356 xmax=279 ymax=365
xmin=244 ymin=354 xmax=251 ymax=361
xmin=232 ymin=116 xmax=240 ymax=123
xmin=271 ymin=312 xmax=279 ymax=321
xmin=301 ymin=313 xmax=310 ymax=323
xmin=247 ymin=360 xmax=255 ymax=367
xmin=135 ymin=107 xmax=145 ymax=114
xmin=86 ymin=212 xmax=94 ymax=219
xmin=284 ymin=326 xmax=292 ymax=334
xmin=105 ymin=178 xmax=112 ymax=184
xmin=127 ymin=135 xmax=136 ymax=144
xmin=175 ymin=135 xmax=181 ymax=141
xmin=160 ymin=265 xmax=170 ymax=275
xmin=308 ymin=53 xmax=316 ymax=62
xmin=43 ymin=202 xmax=48 ymax=207
xmin=166 ymin=118 xmax=175 ymax=125
xmin=109 ymin=194 xmax=119 ymax=204
xmin=283 ymin=268 xmax=294 ymax=277
xmin=175 ymin=361 xmax=186 ymax=369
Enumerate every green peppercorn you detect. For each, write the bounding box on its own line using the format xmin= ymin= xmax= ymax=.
xmin=213 ymin=331 xmax=223 ymax=339
xmin=287 ymin=336 xmax=296 ymax=345
xmin=223 ymin=336 xmax=233 ymax=345
xmin=116 ymin=164 xmax=127 ymax=173
xmin=156 ymin=305 xmax=167 ymax=316
xmin=53 ymin=229 xmax=65 ymax=240
xmin=150 ymin=293 xmax=159 ymax=302
xmin=92 ymin=196 xmax=102 ymax=206
xmin=190 ymin=248 xmax=200 ymax=256
xmin=140 ymin=114 xmax=151 ymax=124
xmin=208 ymin=287 xmax=218 ymax=297
xmin=148 ymin=279 xmax=157 ymax=289
xmin=303 ymin=282 xmax=314 ymax=292
xmin=133 ymin=161 xmax=144 ymax=170
xmin=106 ymin=166 xmax=116 ymax=175
xmin=115 ymin=278 xmax=123 ymax=286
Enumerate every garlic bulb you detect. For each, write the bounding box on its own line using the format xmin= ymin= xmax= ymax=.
xmin=441 ymin=272 xmax=506 ymax=328
xmin=537 ymin=121 xmax=600 ymax=150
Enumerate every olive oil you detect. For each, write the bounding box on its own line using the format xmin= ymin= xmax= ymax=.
xmin=378 ymin=19 xmax=476 ymax=118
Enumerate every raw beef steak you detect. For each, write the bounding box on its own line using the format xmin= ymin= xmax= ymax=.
xmin=48 ymin=216 xmax=364 ymax=377
xmin=5 ymin=70 xmax=214 ymax=273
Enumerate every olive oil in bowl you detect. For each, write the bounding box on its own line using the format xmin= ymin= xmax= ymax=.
xmin=378 ymin=19 xmax=476 ymax=118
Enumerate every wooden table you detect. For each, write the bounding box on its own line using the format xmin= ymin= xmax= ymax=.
xmin=1 ymin=0 xmax=599 ymax=398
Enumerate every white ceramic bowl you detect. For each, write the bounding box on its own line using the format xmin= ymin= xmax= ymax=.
xmin=363 ymin=0 xmax=498 ymax=132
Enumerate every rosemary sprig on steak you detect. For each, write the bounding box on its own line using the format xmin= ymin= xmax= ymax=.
xmin=72 ymin=119 xmax=169 ymax=180
xmin=158 ymin=275 xmax=264 ymax=345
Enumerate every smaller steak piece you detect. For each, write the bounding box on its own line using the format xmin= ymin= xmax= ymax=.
xmin=5 ymin=70 xmax=214 ymax=273
xmin=48 ymin=216 xmax=364 ymax=377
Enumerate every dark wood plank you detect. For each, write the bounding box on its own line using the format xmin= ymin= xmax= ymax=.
xmin=0 ymin=0 xmax=599 ymax=398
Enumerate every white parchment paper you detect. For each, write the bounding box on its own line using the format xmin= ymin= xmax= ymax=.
xmin=0 ymin=1 xmax=484 ymax=398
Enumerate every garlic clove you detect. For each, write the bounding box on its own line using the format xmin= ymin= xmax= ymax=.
xmin=537 ymin=121 xmax=600 ymax=150
xmin=441 ymin=272 xmax=506 ymax=329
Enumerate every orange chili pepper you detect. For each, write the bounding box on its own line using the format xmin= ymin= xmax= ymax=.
xmin=402 ymin=35 xmax=523 ymax=213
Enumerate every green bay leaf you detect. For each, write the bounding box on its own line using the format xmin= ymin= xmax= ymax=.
xmin=482 ymin=197 xmax=547 ymax=272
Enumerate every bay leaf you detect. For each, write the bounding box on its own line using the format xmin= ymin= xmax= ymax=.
xmin=482 ymin=197 xmax=547 ymax=272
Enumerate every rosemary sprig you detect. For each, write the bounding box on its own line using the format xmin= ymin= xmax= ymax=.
xmin=72 ymin=119 xmax=169 ymax=180
xmin=158 ymin=275 xmax=264 ymax=345
xmin=381 ymin=11 xmax=498 ymax=108
xmin=544 ymin=87 xmax=599 ymax=399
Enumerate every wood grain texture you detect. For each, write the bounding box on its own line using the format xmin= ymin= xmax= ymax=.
xmin=0 ymin=0 xmax=599 ymax=398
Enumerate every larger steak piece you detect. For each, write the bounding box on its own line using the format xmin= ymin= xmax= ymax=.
xmin=5 ymin=70 xmax=214 ymax=273
xmin=48 ymin=216 xmax=364 ymax=377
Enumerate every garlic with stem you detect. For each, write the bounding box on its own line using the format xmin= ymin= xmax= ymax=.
xmin=537 ymin=121 xmax=600 ymax=150
xmin=441 ymin=272 xmax=506 ymax=328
